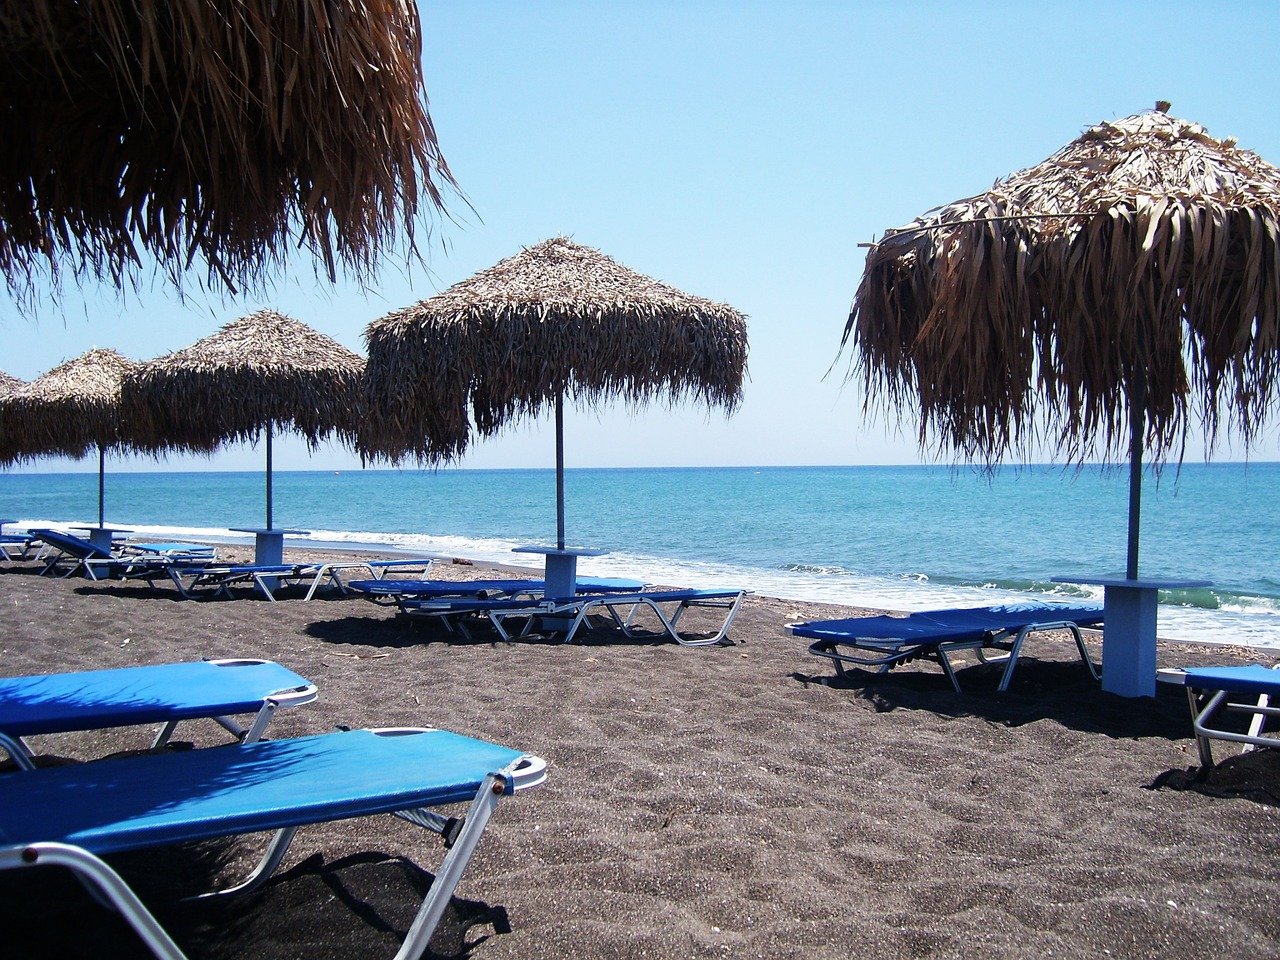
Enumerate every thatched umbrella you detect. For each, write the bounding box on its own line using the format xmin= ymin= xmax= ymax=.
xmin=0 ymin=1 xmax=455 ymax=309
xmin=846 ymin=103 xmax=1280 ymax=582
xmin=362 ymin=236 xmax=748 ymax=565
xmin=0 ymin=371 xmax=25 ymax=397
xmin=0 ymin=348 xmax=139 ymax=531
xmin=121 ymin=309 xmax=364 ymax=536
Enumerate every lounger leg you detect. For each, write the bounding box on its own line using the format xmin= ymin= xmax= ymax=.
xmin=152 ymin=720 xmax=181 ymax=749
xmin=189 ymin=827 xmax=299 ymax=900
xmin=394 ymin=773 xmax=508 ymax=960
xmin=251 ymin=574 xmax=278 ymax=602
xmin=1244 ymin=690 xmax=1272 ymax=752
xmin=0 ymin=731 xmax=37 ymax=770
xmin=240 ymin=700 xmax=278 ymax=744
xmin=0 ymin=843 xmax=190 ymax=960
xmin=1189 ymin=687 xmax=1220 ymax=768
xmin=934 ymin=648 xmax=964 ymax=693
xmin=995 ymin=627 xmax=1033 ymax=693
xmin=1067 ymin=624 xmax=1102 ymax=681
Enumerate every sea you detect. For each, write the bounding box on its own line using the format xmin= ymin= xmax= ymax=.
xmin=2 ymin=463 xmax=1278 ymax=649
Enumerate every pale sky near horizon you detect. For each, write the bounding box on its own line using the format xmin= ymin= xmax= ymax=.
xmin=4 ymin=0 xmax=1280 ymax=474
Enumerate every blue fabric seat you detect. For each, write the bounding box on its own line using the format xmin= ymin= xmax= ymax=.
xmin=793 ymin=601 xmax=1105 ymax=692
xmin=0 ymin=659 xmax=317 ymax=758
xmin=0 ymin=726 xmax=547 ymax=960
xmin=1158 ymin=664 xmax=1280 ymax=769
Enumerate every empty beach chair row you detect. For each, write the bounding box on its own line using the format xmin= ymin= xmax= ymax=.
xmin=0 ymin=658 xmax=546 ymax=960
xmin=403 ymin=587 xmax=748 ymax=646
xmin=793 ymin=601 xmax=1105 ymax=692
xmin=170 ymin=556 xmax=435 ymax=601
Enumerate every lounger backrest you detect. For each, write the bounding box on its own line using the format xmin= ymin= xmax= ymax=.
xmin=28 ymin=529 xmax=112 ymax=560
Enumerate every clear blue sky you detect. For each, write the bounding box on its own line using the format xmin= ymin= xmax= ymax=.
xmin=5 ymin=0 xmax=1280 ymax=473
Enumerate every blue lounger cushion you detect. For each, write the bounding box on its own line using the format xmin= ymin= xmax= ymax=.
xmin=28 ymin=528 xmax=113 ymax=560
xmin=0 ymin=659 xmax=317 ymax=739
xmin=0 ymin=728 xmax=528 ymax=854
xmin=0 ymin=727 xmax=546 ymax=959
xmin=796 ymin=601 xmax=1104 ymax=692
xmin=1162 ymin=664 xmax=1280 ymax=696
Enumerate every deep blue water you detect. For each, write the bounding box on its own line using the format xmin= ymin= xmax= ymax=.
xmin=3 ymin=463 xmax=1278 ymax=646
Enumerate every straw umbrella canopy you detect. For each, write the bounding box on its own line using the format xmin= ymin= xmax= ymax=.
xmin=362 ymin=236 xmax=749 ymax=549
xmin=0 ymin=1 xmax=455 ymax=310
xmin=0 ymin=348 xmax=139 ymax=528
xmin=121 ymin=309 xmax=364 ymax=529
xmin=0 ymin=371 xmax=24 ymax=397
xmin=845 ymin=103 xmax=1280 ymax=580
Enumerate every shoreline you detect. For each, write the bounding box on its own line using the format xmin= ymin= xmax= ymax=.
xmin=129 ymin=536 xmax=1280 ymax=655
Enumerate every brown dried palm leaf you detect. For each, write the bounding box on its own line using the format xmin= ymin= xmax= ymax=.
xmin=362 ymin=237 xmax=749 ymax=463
xmin=0 ymin=370 xmax=25 ymax=397
xmin=0 ymin=0 xmax=456 ymax=310
xmin=121 ymin=308 xmax=364 ymax=452
xmin=846 ymin=104 xmax=1280 ymax=464
xmin=0 ymin=348 xmax=137 ymax=464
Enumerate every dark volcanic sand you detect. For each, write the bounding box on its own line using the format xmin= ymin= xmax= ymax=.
xmin=1 ymin=546 xmax=1278 ymax=959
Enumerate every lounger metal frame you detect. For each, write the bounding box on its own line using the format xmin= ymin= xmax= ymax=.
xmin=1157 ymin=665 xmax=1280 ymax=769
xmin=805 ymin=617 xmax=1101 ymax=693
xmin=0 ymin=727 xmax=546 ymax=960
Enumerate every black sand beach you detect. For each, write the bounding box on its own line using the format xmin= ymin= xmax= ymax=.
xmin=2 ymin=546 xmax=1278 ymax=959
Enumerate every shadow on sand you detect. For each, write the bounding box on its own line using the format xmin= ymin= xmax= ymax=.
xmin=0 ymin=844 xmax=506 ymax=960
xmin=791 ymin=657 xmax=1194 ymax=740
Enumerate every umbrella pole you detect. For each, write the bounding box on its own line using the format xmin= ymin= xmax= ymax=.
xmin=265 ymin=425 xmax=273 ymax=530
xmin=98 ymin=443 xmax=105 ymax=528
xmin=555 ymin=392 xmax=565 ymax=550
xmin=1126 ymin=371 xmax=1145 ymax=581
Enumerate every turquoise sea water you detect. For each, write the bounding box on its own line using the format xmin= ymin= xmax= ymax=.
xmin=2 ymin=463 xmax=1278 ymax=648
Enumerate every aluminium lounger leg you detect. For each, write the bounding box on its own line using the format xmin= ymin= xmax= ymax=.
xmin=394 ymin=771 xmax=511 ymax=960
xmin=188 ymin=827 xmax=300 ymax=901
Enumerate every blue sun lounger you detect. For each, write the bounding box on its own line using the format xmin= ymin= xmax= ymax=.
xmin=349 ymin=575 xmax=648 ymax=610
xmin=404 ymin=587 xmax=748 ymax=646
xmin=1158 ymin=664 xmax=1280 ymax=769
xmin=794 ymin=601 xmax=1104 ymax=692
xmin=0 ymin=531 xmax=40 ymax=561
xmin=172 ymin=558 xmax=437 ymax=602
xmin=0 ymin=659 xmax=318 ymax=762
xmin=28 ymin=527 xmax=125 ymax=578
xmin=27 ymin=528 xmax=210 ymax=583
xmin=0 ymin=726 xmax=547 ymax=960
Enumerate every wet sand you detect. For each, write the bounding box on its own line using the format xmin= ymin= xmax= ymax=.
xmin=1 ymin=545 xmax=1278 ymax=959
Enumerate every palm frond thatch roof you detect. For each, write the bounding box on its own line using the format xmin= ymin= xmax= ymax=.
xmin=0 ymin=371 xmax=25 ymax=397
xmin=846 ymin=103 xmax=1280 ymax=463
xmin=121 ymin=309 xmax=364 ymax=451
xmin=0 ymin=348 xmax=137 ymax=464
xmin=361 ymin=237 xmax=750 ymax=463
xmin=0 ymin=1 xmax=455 ymax=310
